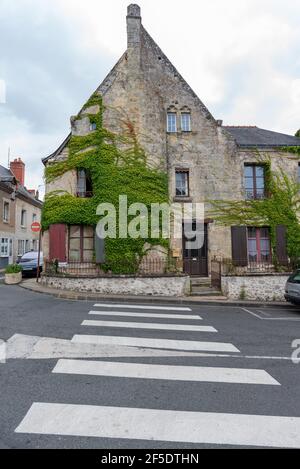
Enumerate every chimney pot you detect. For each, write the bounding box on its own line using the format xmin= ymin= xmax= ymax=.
xmin=216 ymin=120 xmax=223 ymax=127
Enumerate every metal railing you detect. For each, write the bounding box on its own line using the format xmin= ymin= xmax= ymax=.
xmin=44 ymin=257 xmax=183 ymax=278
xmin=211 ymin=257 xmax=296 ymax=278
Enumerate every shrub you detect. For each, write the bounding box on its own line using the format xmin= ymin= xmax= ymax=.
xmin=5 ymin=264 xmax=22 ymax=274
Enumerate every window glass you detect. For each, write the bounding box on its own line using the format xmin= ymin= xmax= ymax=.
xmin=176 ymin=171 xmax=189 ymax=197
xmin=167 ymin=113 xmax=177 ymax=133
xmin=181 ymin=113 xmax=191 ymax=132
xmin=244 ymin=165 xmax=265 ymax=199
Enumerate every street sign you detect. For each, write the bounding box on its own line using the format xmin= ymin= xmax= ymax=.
xmin=31 ymin=222 xmax=41 ymax=233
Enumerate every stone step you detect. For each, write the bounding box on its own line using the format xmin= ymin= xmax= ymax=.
xmin=191 ymin=278 xmax=211 ymax=287
xmin=191 ymin=287 xmax=223 ymax=297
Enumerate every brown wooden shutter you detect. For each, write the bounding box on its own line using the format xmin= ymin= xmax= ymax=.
xmin=231 ymin=226 xmax=248 ymax=266
xmin=95 ymin=234 xmax=105 ymax=264
xmin=49 ymin=224 xmax=67 ymax=262
xmin=276 ymin=225 xmax=288 ymax=266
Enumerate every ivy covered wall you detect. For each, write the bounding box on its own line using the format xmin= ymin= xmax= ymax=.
xmin=42 ymin=94 xmax=169 ymax=274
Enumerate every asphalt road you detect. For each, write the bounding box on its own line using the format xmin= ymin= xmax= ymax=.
xmin=0 ymin=283 xmax=300 ymax=449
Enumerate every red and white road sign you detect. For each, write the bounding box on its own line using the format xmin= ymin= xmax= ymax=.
xmin=31 ymin=222 xmax=41 ymax=233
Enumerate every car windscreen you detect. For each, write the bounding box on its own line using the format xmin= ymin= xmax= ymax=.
xmin=288 ymin=271 xmax=300 ymax=284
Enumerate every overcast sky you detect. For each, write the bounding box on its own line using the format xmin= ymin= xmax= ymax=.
xmin=0 ymin=0 xmax=299 ymax=192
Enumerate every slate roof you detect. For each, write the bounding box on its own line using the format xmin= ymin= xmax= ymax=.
xmin=0 ymin=164 xmax=43 ymax=207
xmin=223 ymin=126 xmax=300 ymax=148
xmin=0 ymin=164 xmax=15 ymax=183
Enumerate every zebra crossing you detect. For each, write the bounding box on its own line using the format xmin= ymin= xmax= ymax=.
xmin=15 ymin=302 xmax=300 ymax=448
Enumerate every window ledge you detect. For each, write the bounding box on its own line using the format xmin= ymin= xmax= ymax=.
xmin=173 ymin=197 xmax=193 ymax=203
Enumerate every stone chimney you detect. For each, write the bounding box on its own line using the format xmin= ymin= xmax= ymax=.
xmin=127 ymin=4 xmax=142 ymax=49
xmin=10 ymin=158 xmax=25 ymax=186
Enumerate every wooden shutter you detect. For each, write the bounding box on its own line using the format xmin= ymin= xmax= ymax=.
xmin=276 ymin=225 xmax=288 ymax=266
xmin=231 ymin=226 xmax=248 ymax=266
xmin=95 ymin=234 xmax=105 ymax=264
xmin=49 ymin=224 xmax=67 ymax=262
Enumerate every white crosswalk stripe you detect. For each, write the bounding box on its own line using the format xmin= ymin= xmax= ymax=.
xmin=71 ymin=334 xmax=240 ymax=352
xmin=15 ymin=302 xmax=295 ymax=448
xmin=15 ymin=403 xmax=300 ymax=448
xmin=94 ymin=304 xmax=192 ymax=311
xmin=81 ymin=320 xmax=217 ymax=333
xmin=89 ymin=311 xmax=202 ymax=320
xmin=53 ymin=359 xmax=280 ymax=385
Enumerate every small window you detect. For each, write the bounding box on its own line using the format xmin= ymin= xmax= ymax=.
xmin=167 ymin=113 xmax=177 ymax=133
xmin=244 ymin=164 xmax=266 ymax=199
xmin=0 ymin=238 xmax=9 ymax=257
xmin=32 ymin=213 xmax=37 ymax=223
xmin=77 ymin=169 xmax=93 ymax=198
xmin=21 ymin=209 xmax=27 ymax=227
xmin=90 ymin=123 xmax=97 ymax=131
xmin=181 ymin=113 xmax=191 ymax=132
xmin=3 ymin=202 xmax=9 ymax=223
xmin=247 ymin=227 xmax=271 ymax=263
xmin=176 ymin=170 xmax=189 ymax=197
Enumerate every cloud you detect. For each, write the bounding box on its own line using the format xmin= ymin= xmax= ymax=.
xmin=0 ymin=0 xmax=300 ymax=190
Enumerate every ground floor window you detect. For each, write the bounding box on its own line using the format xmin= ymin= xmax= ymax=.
xmin=247 ymin=227 xmax=271 ymax=263
xmin=1 ymin=238 xmax=9 ymax=257
xmin=69 ymin=225 xmax=94 ymax=262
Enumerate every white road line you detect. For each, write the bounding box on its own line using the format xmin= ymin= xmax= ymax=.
xmin=53 ymin=360 xmax=280 ymax=386
xmin=94 ymin=304 xmax=192 ymax=312
xmin=89 ymin=311 xmax=202 ymax=320
xmin=242 ymin=307 xmax=300 ymax=321
xmin=81 ymin=320 xmax=217 ymax=333
xmin=15 ymin=403 xmax=300 ymax=448
xmin=72 ymin=335 xmax=240 ymax=353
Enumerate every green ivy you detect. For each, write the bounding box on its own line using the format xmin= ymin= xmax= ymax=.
xmin=43 ymin=93 xmax=169 ymax=273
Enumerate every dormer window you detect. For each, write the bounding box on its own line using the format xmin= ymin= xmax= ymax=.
xmin=181 ymin=112 xmax=191 ymax=132
xmin=77 ymin=169 xmax=93 ymax=198
xmin=167 ymin=112 xmax=177 ymax=133
xmin=90 ymin=123 xmax=97 ymax=131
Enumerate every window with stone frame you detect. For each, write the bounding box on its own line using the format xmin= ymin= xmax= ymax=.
xmin=21 ymin=209 xmax=27 ymax=227
xmin=167 ymin=112 xmax=177 ymax=133
xmin=181 ymin=112 xmax=191 ymax=132
xmin=3 ymin=201 xmax=9 ymax=223
xmin=244 ymin=164 xmax=266 ymax=200
xmin=175 ymin=170 xmax=189 ymax=197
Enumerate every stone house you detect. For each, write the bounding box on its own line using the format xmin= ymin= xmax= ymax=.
xmin=42 ymin=4 xmax=300 ymax=283
xmin=0 ymin=159 xmax=42 ymax=268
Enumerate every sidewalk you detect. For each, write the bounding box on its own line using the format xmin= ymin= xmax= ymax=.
xmin=18 ymin=278 xmax=291 ymax=308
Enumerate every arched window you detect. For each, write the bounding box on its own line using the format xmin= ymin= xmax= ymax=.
xmin=77 ymin=169 xmax=93 ymax=198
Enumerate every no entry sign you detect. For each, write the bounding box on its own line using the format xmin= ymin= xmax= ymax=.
xmin=31 ymin=222 xmax=41 ymax=233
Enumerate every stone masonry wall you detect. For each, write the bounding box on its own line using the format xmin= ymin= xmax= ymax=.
xmin=222 ymin=274 xmax=290 ymax=301
xmin=41 ymin=275 xmax=191 ymax=297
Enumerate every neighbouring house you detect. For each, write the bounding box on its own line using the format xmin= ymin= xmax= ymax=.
xmin=0 ymin=159 xmax=43 ymax=268
xmin=41 ymin=4 xmax=300 ymax=298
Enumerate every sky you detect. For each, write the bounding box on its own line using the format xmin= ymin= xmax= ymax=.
xmin=0 ymin=0 xmax=299 ymax=194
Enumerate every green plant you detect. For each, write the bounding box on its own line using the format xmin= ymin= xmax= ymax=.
xmin=239 ymin=286 xmax=247 ymax=300
xmin=5 ymin=264 xmax=22 ymax=274
xmin=43 ymin=93 xmax=169 ymax=274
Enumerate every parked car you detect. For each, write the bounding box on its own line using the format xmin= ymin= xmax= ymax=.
xmin=17 ymin=251 xmax=43 ymax=276
xmin=285 ymin=269 xmax=300 ymax=305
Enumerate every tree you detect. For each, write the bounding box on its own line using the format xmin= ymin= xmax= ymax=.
xmin=295 ymin=129 xmax=300 ymax=138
